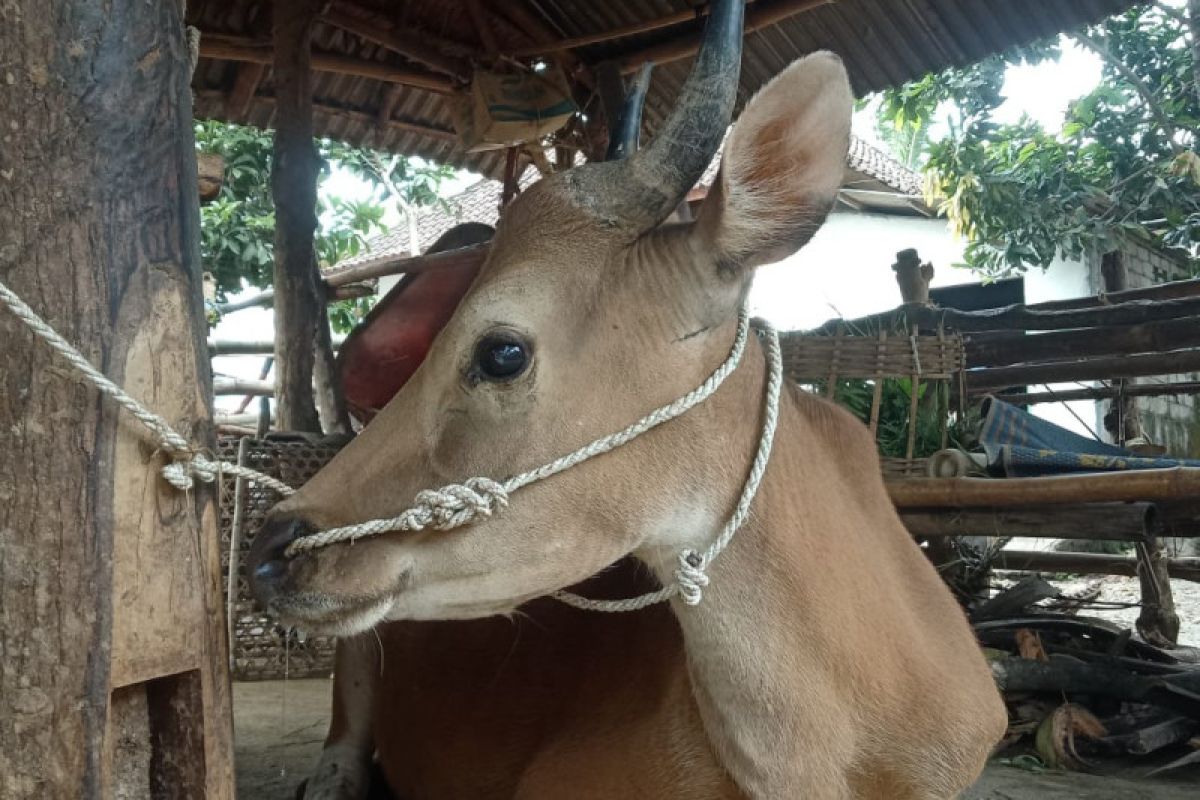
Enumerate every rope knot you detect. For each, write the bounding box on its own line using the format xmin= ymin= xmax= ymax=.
xmin=412 ymin=477 xmax=508 ymax=530
xmin=160 ymin=453 xmax=219 ymax=491
xmin=675 ymin=550 xmax=710 ymax=606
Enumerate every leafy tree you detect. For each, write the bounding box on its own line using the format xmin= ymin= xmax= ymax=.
xmin=874 ymin=3 xmax=1200 ymax=279
xmin=195 ymin=121 xmax=452 ymax=309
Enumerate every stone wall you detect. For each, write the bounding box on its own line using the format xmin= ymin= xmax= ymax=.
xmin=1091 ymin=240 xmax=1199 ymax=458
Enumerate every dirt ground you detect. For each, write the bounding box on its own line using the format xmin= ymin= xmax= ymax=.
xmin=234 ymin=679 xmax=1199 ymax=799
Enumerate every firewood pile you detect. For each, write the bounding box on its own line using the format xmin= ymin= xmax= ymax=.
xmin=972 ymin=576 xmax=1200 ymax=775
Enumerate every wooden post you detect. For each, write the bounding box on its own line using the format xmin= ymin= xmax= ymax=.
xmin=272 ymin=0 xmax=325 ymax=433
xmin=0 ymin=1 xmax=233 ymax=796
xmin=1100 ymin=252 xmax=1176 ymax=643
xmin=1100 ymin=251 xmax=1147 ymax=444
xmin=892 ymin=248 xmax=934 ymax=305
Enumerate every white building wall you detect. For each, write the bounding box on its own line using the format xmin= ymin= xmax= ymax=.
xmin=748 ymin=209 xmax=1097 ymax=438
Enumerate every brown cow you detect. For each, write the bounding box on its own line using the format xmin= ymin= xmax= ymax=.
xmin=250 ymin=2 xmax=1006 ymax=796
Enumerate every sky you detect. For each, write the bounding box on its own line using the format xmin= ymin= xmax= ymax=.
xmin=211 ymin=39 xmax=1105 ymax=414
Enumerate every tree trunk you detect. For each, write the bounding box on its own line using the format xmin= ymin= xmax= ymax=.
xmin=314 ymin=282 xmax=353 ymax=435
xmin=272 ymin=0 xmax=324 ymax=433
xmin=1189 ymin=0 xmax=1200 ymax=113
xmin=0 ymin=2 xmax=233 ymax=796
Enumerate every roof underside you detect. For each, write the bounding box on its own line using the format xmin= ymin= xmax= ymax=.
xmin=189 ymin=0 xmax=1136 ymax=179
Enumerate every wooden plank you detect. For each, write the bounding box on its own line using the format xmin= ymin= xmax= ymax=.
xmin=966 ymin=348 xmax=1200 ymax=393
xmin=964 ymin=316 xmax=1200 ymax=368
xmin=811 ymin=295 xmax=1200 ymax=335
xmin=887 ymin=468 xmax=1200 ymax=508
xmin=901 ymin=503 xmax=1156 ymax=541
xmin=995 ymin=380 xmax=1200 ymax=406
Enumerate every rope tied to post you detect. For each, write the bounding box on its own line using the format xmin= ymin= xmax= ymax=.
xmin=0 ymin=278 xmax=296 ymax=498
xmin=1 ymin=271 xmax=780 ymax=611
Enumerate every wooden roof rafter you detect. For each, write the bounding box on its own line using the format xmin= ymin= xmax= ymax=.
xmin=187 ymin=0 xmax=1139 ymax=180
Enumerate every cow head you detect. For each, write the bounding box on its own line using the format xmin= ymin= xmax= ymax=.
xmin=249 ymin=0 xmax=852 ymax=634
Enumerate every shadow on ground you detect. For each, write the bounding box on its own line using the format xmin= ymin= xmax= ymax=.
xmin=235 ymin=680 xmax=1199 ymax=799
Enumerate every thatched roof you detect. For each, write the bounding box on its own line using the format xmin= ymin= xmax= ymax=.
xmin=188 ymin=0 xmax=1135 ymax=179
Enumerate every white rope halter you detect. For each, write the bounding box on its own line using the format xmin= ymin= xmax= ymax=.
xmin=0 ymin=275 xmax=780 ymax=610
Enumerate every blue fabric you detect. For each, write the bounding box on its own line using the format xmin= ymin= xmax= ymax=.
xmin=978 ymin=398 xmax=1200 ymax=477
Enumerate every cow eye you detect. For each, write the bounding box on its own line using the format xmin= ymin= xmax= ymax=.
xmin=474 ymin=333 xmax=530 ymax=381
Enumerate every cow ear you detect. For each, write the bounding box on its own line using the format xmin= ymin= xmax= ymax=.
xmin=695 ymin=51 xmax=852 ymax=272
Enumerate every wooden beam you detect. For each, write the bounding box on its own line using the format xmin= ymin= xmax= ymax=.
xmin=196 ymin=89 xmax=458 ymax=143
xmin=326 ymin=1 xmax=481 ymax=60
xmin=323 ymin=242 xmax=490 ymax=288
xmin=466 ymin=0 xmax=500 ymax=57
xmin=226 ymin=62 xmax=266 ymax=118
xmin=272 ymin=0 xmax=324 ymax=433
xmin=618 ymin=0 xmax=836 ymax=74
xmin=506 ymin=1 xmax=758 ymax=57
xmin=965 ymin=316 xmax=1200 ymax=368
xmin=491 ymin=0 xmax=586 ymax=82
xmin=991 ymin=551 xmax=1200 ymax=582
xmin=377 ymin=82 xmax=405 ymax=129
xmin=887 ymin=468 xmax=1200 ymax=509
xmin=320 ymin=5 xmax=472 ymax=82
xmin=1031 ymin=276 xmax=1200 ymax=310
xmin=198 ymin=36 xmax=455 ymax=94
xmin=811 ymin=294 xmax=1200 ymax=335
xmin=213 ymin=377 xmax=275 ymax=396
xmin=996 ymin=381 xmax=1200 ymax=406
xmin=209 ymin=338 xmax=344 ymax=356
xmin=966 ymin=348 xmax=1200 ymax=393
xmin=901 ymin=503 xmax=1159 ymax=541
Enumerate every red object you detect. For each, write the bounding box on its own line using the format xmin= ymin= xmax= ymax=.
xmin=337 ymin=258 xmax=484 ymax=424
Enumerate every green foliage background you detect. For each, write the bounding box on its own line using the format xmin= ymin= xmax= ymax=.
xmin=872 ymin=3 xmax=1200 ymax=279
xmin=195 ymin=121 xmax=454 ymax=331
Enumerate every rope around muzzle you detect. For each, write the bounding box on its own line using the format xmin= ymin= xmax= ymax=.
xmin=284 ymin=307 xmax=783 ymax=611
xmin=1 ymin=274 xmax=779 ymax=610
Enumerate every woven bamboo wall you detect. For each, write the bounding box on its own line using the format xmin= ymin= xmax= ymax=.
xmin=218 ymin=436 xmax=342 ymax=681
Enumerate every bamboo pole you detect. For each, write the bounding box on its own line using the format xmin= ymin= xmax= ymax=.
xmin=900 ymin=503 xmax=1163 ymax=541
xmin=887 ymin=468 xmax=1200 ymax=508
xmin=966 ymin=348 xmax=1200 ymax=393
xmin=198 ymin=36 xmax=456 ymax=94
xmin=209 ymin=339 xmax=343 ymax=356
xmin=323 ymin=241 xmax=490 ymax=288
xmin=997 ymin=381 xmax=1200 ymax=406
xmin=213 ymin=377 xmax=275 ymax=396
xmin=991 ymin=551 xmax=1200 ymax=583
xmin=214 ymin=283 xmax=372 ymax=315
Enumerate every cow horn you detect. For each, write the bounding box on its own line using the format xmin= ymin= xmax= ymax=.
xmin=570 ymin=0 xmax=743 ymax=231
xmin=605 ymin=62 xmax=654 ymax=162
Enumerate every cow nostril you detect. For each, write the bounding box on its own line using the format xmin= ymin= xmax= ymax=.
xmin=248 ymin=515 xmax=316 ymax=601
xmin=254 ymin=559 xmax=287 ymax=582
